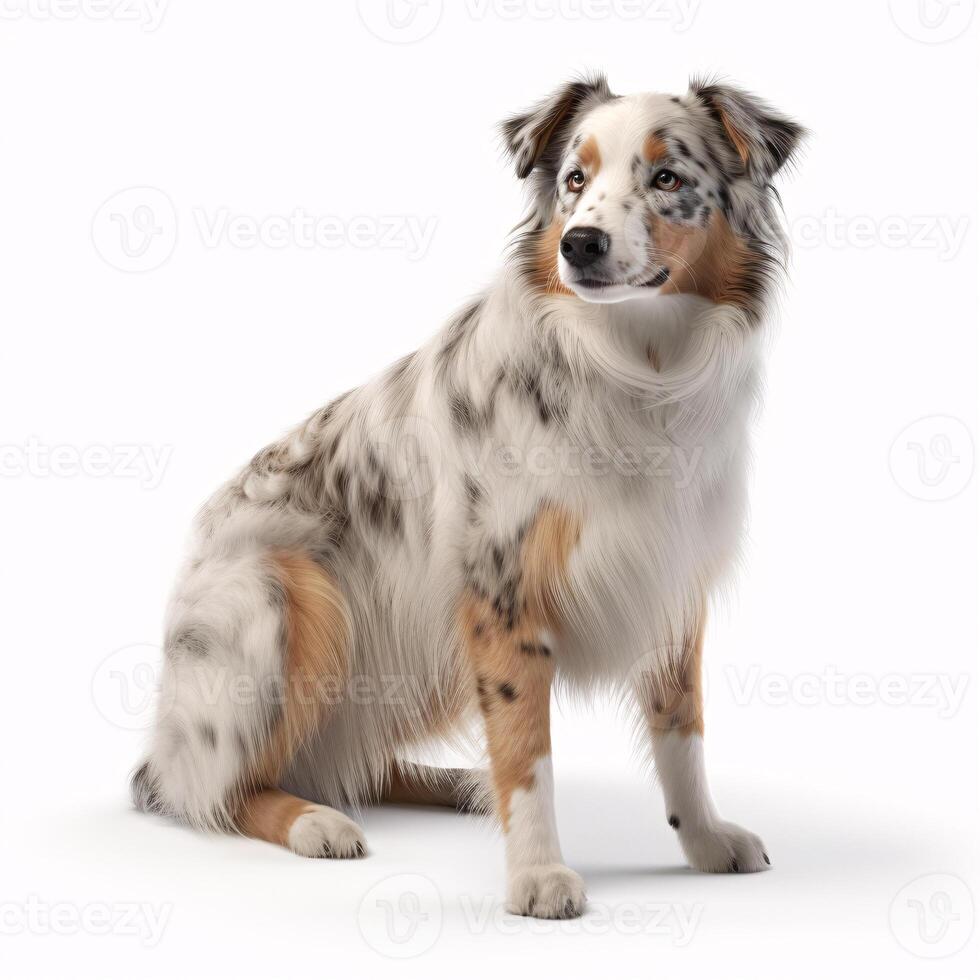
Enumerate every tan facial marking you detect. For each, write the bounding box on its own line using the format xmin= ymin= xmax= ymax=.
xmin=638 ymin=610 xmax=706 ymax=738
xmin=530 ymin=220 xmax=574 ymax=297
xmin=578 ymin=134 xmax=601 ymax=175
xmin=461 ymin=505 xmax=582 ymax=828
xmin=656 ymin=211 xmax=759 ymax=309
xmin=643 ymin=132 xmax=669 ymax=163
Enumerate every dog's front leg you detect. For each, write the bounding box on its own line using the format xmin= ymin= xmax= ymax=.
xmin=636 ymin=614 xmax=771 ymax=873
xmin=463 ymin=604 xmax=585 ymax=919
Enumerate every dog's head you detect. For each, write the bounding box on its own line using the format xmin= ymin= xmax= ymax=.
xmin=503 ymin=75 xmax=804 ymax=315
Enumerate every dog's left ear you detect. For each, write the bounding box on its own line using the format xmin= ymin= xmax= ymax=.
xmin=502 ymin=74 xmax=614 ymax=180
xmin=689 ymin=77 xmax=805 ymax=183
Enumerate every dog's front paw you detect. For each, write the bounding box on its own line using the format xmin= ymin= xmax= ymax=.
xmin=678 ymin=819 xmax=770 ymax=873
xmin=287 ymin=805 xmax=367 ymax=859
xmin=507 ymin=863 xmax=586 ymax=919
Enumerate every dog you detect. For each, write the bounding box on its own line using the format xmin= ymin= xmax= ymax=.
xmin=132 ymin=74 xmax=803 ymax=920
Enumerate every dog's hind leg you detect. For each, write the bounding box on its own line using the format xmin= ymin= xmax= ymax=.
xmin=379 ymin=762 xmax=487 ymax=812
xmin=133 ymin=549 xmax=365 ymax=857
xmin=237 ymin=788 xmax=365 ymax=858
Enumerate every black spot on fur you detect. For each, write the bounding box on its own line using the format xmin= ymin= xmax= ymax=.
xmin=130 ymin=762 xmax=163 ymax=814
xmin=436 ymin=299 xmax=484 ymax=384
xmin=519 ymin=641 xmax=551 ymax=657
xmin=199 ymin=721 xmax=218 ymax=749
xmin=168 ymin=626 xmax=210 ymax=659
xmin=498 ymin=682 xmax=517 ymax=701
xmin=464 ymin=475 xmax=483 ymax=505
xmin=668 ymin=814 xmax=680 ymax=829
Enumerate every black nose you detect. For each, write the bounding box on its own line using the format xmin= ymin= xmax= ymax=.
xmin=560 ymin=226 xmax=610 ymax=268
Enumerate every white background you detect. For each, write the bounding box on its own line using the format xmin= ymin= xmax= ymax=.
xmin=1 ymin=1 xmax=977 ymax=976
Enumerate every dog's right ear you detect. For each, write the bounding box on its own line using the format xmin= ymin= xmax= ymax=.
xmin=501 ymin=75 xmax=614 ymax=180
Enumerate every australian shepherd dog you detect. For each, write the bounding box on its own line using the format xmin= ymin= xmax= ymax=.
xmin=133 ymin=74 xmax=804 ymax=919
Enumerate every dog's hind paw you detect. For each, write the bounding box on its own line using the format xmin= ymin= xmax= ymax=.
xmin=287 ymin=805 xmax=367 ymax=859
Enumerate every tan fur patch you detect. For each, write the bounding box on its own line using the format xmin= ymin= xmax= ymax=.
xmin=579 ymin=134 xmax=601 ymax=174
xmin=529 ymin=221 xmax=574 ymax=297
xmin=655 ymin=211 xmax=759 ymax=309
xmin=461 ymin=506 xmax=581 ymax=828
xmin=251 ymin=553 xmax=351 ymax=787
xmin=381 ymin=762 xmax=476 ymax=810
xmin=719 ymin=111 xmax=751 ymax=167
xmin=637 ymin=610 xmax=706 ymax=738
xmin=643 ymin=132 xmax=669 ymax=163
xmin=237 ymin=788 xmax=316 ymax=847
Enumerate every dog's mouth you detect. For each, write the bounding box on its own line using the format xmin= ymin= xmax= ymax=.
xmin=570 ymin=267 xmax=671 ymax=292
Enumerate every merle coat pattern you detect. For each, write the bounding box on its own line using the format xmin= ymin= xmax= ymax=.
xmin=133 ymin=74 xmax=803 ymax=920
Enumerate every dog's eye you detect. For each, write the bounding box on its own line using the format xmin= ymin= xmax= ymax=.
xmin=653 ymin=169 xmax=682 ymax=191
xmin=566 ymin=169 xmax=586 ymax=193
